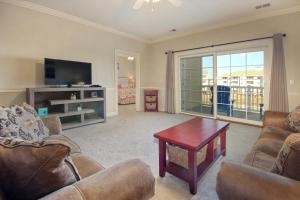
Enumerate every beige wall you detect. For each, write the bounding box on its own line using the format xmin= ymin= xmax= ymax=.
xmin=1 ymin=2 xmax=300 ymax=113
xmin=0 ymin=2 xmax=149 ymax=115
xmin=146 ymin=12 xmax=300 ymax=111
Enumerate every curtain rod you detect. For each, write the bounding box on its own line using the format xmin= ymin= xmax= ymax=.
xmin=165 ymin=33 xmax=286 ymax=54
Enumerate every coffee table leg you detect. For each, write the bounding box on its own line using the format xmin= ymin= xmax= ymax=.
xmin=220 ymin=130 xmax=227 ymax=156
xmin=188 ymin=149 xmax=197 ymax=194
xmin=159 ymin=140 xmax=166 ymax=177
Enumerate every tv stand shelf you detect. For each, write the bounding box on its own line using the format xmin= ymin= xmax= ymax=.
xmin=26 ymin=87 xmax=106 ymax=130
xmin=49 ymin=97 xmax=104 ymax=105
xmin=48 ymin=109 xmax=95 ymax=118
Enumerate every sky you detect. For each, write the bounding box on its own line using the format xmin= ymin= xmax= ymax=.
xmin=200 ymin=51 xmax=264 ymax=78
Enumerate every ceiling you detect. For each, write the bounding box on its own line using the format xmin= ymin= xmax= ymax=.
xmin=18 ymin=0 xmax=300 ymax=42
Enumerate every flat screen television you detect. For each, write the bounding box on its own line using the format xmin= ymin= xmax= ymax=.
xmin=45 ymin=58 xmax=92 ymax=86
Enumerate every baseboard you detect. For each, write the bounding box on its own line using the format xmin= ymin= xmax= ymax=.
xmin=107 ymin=112 xmax=118 ymax=117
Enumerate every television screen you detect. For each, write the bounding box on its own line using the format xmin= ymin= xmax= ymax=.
xmin=45 ymin=58 xmax=92 ymax=85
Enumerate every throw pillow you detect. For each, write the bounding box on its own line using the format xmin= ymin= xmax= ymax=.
xmin=271 ymin=133 xmax=300 ymax=180
xmin=0 ymin=137 xmax=81 ymax=200
xmin=287 ymin=106 xmax=300 ymax=132
xmin=0 ymin=103 xmax=49 ymax=141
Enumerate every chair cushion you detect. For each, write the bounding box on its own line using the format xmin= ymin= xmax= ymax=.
xmin=271 ymin=133 xmax=300 ymax=181
xmin=71 ymin=154 xmax=104 ymax=178
xmin=44 ymin=135 xmax=81 ymax=154
xmin=287 ymin=106 xmax=300 ymax=132
xmin=244 ymin=151 xmax=276 ymax=171
xmin=0 ymin=137 xmax=81 ymax=200
xmin=0 ymin=103 xmax=49 ymax=141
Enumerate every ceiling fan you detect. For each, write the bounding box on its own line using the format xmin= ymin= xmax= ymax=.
xmin=133 ymin=0 xmax=182 ymax=10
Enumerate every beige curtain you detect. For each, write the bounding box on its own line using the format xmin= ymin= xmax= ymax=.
xmin=269 ymin=33 xmax=289 ymax=112
xmin=165 ymin=51 xmax=176 ymax=114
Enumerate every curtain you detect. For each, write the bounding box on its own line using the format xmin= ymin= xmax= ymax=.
xmin=269 ymin=33 xmax=289 ymax=112
xmin=165 ymin=51 xmax=176 ymax=114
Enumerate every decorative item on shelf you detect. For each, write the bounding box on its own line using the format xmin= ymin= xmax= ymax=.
xmin=37 ymin=107 xmax=48 ymax=117
xmin=91 ymin=91 xmax=98 ymax=98
xmin=77 ymin=105 xmax=82 ymax=111
xmin=70 ymin=93 xmax=77 ymax=100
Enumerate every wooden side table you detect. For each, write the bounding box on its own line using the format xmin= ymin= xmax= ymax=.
xmin=144 ymin=90 xmax=158 ymax=112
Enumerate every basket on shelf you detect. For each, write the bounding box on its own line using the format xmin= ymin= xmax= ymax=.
xmin=167 ymin=136 xmax=221 ymax=169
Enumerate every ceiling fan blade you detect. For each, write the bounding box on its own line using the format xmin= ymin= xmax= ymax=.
xmin=133 ymin=0 xmax=145 ymax=9
xmin=168 ymin=0 xmax=182 ymax=7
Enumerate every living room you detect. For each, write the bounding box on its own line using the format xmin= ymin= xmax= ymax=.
xmin=0 ymin=0 xmax=300 ymax=199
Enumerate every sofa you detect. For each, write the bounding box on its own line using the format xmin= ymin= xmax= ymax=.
xmin=0 ymin=115 xmax=155 ymax=200
xmin=217 ymin=111 xmax=300 ymax=200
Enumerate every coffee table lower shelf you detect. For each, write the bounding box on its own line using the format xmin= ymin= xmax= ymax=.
xmin=158 ymin=130 xmax=227 ymax=195
xmin=164 ymin=146 xmax=225 ymax=183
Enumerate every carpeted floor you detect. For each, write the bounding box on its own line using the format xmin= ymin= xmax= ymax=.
xmin=64 ymin=105 xmax=261 ymax=200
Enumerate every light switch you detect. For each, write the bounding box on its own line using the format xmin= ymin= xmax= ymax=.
xmin=290 ymin=80 xmax=295 ymax=85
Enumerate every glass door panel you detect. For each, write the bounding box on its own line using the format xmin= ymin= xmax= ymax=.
xmin=216 ymin=51 xmax=265 ymax=121
xmin=181 ymin=55 xmax=213 ymax=116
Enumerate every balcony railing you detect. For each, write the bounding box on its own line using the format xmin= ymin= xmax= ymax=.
xmin=201 ymin=85 xmax=264 ymax=120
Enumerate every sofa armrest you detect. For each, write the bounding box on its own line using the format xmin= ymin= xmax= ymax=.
xmin=42 ymin=116 xmax=63 ymax=135
xmin=40 ymin=159 xmax=155 ymax=200
xmin=263 ymin=111 xmax=289 ymax=129
xmin=216 ymin=161 xmax=300 ymax=200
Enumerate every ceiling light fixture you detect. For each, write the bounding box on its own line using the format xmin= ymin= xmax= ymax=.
xmin=133 ymin=0 xmax=182 ymax=10
xmin=128 ymin=56 xmax=135 ymax=61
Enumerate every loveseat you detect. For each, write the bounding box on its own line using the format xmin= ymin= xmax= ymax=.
xmin=217 ymin=111 xmax=300 ymax=200
xmin=0 ymin=115 xmax=155 ymax=200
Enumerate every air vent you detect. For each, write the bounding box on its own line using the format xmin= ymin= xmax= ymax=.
xmin=255 ymin=3 xmax=271 ymax=10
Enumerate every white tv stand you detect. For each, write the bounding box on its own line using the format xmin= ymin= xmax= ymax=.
xmin=26 ymin=87 xmax=106 ymax=130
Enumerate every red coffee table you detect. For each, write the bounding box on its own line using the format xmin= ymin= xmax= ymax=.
xmin=154 ymin=117 xmax=230 ymax=194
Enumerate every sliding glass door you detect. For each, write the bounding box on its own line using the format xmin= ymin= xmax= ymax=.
xmin=179 ymin=49 xmax=265 ymax=123
xmin=216 ymin=51 xmax=264 ymax=121
xmin=180 ymin=55 xmax=213 ymax=116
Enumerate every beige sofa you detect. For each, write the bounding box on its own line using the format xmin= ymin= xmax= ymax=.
xmin=0 ymin=116 xmax=155 ymax=200
xmin=217 ymin=111 xmax=300 ymax=200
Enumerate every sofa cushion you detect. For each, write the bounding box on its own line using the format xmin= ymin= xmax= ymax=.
xmin=71 ymin=154 xmax=104 ymax=178
xmin=287 ymin=106 xmax=300 ymax=132
xmin=244 ymin=151 xmax=276 ymax=171
xmin=0 ymin=137 xmax=81 ymax=200
xmin=44 ymin=135 xmax=81 ymax=154
xmin=260 ymin=126 xmax=292 ymax=141
xmin=0 ymin=103 xmax=49 ymax=141
xmin=251 ymin=138 xmax=284 ymax=157
xmin=271 ymin=133 xmax=300 ymax=181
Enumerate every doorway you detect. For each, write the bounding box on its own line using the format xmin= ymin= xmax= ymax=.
xmin=115 ymin=49 xmax=141 ymax=115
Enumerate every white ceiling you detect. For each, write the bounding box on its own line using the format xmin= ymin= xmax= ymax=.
xmin=18 ymin=0 xmax=300 ymax=42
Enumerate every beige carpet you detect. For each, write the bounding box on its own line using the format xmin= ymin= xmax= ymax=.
xmin=64 ymin=105 xmax=260 ymax=200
